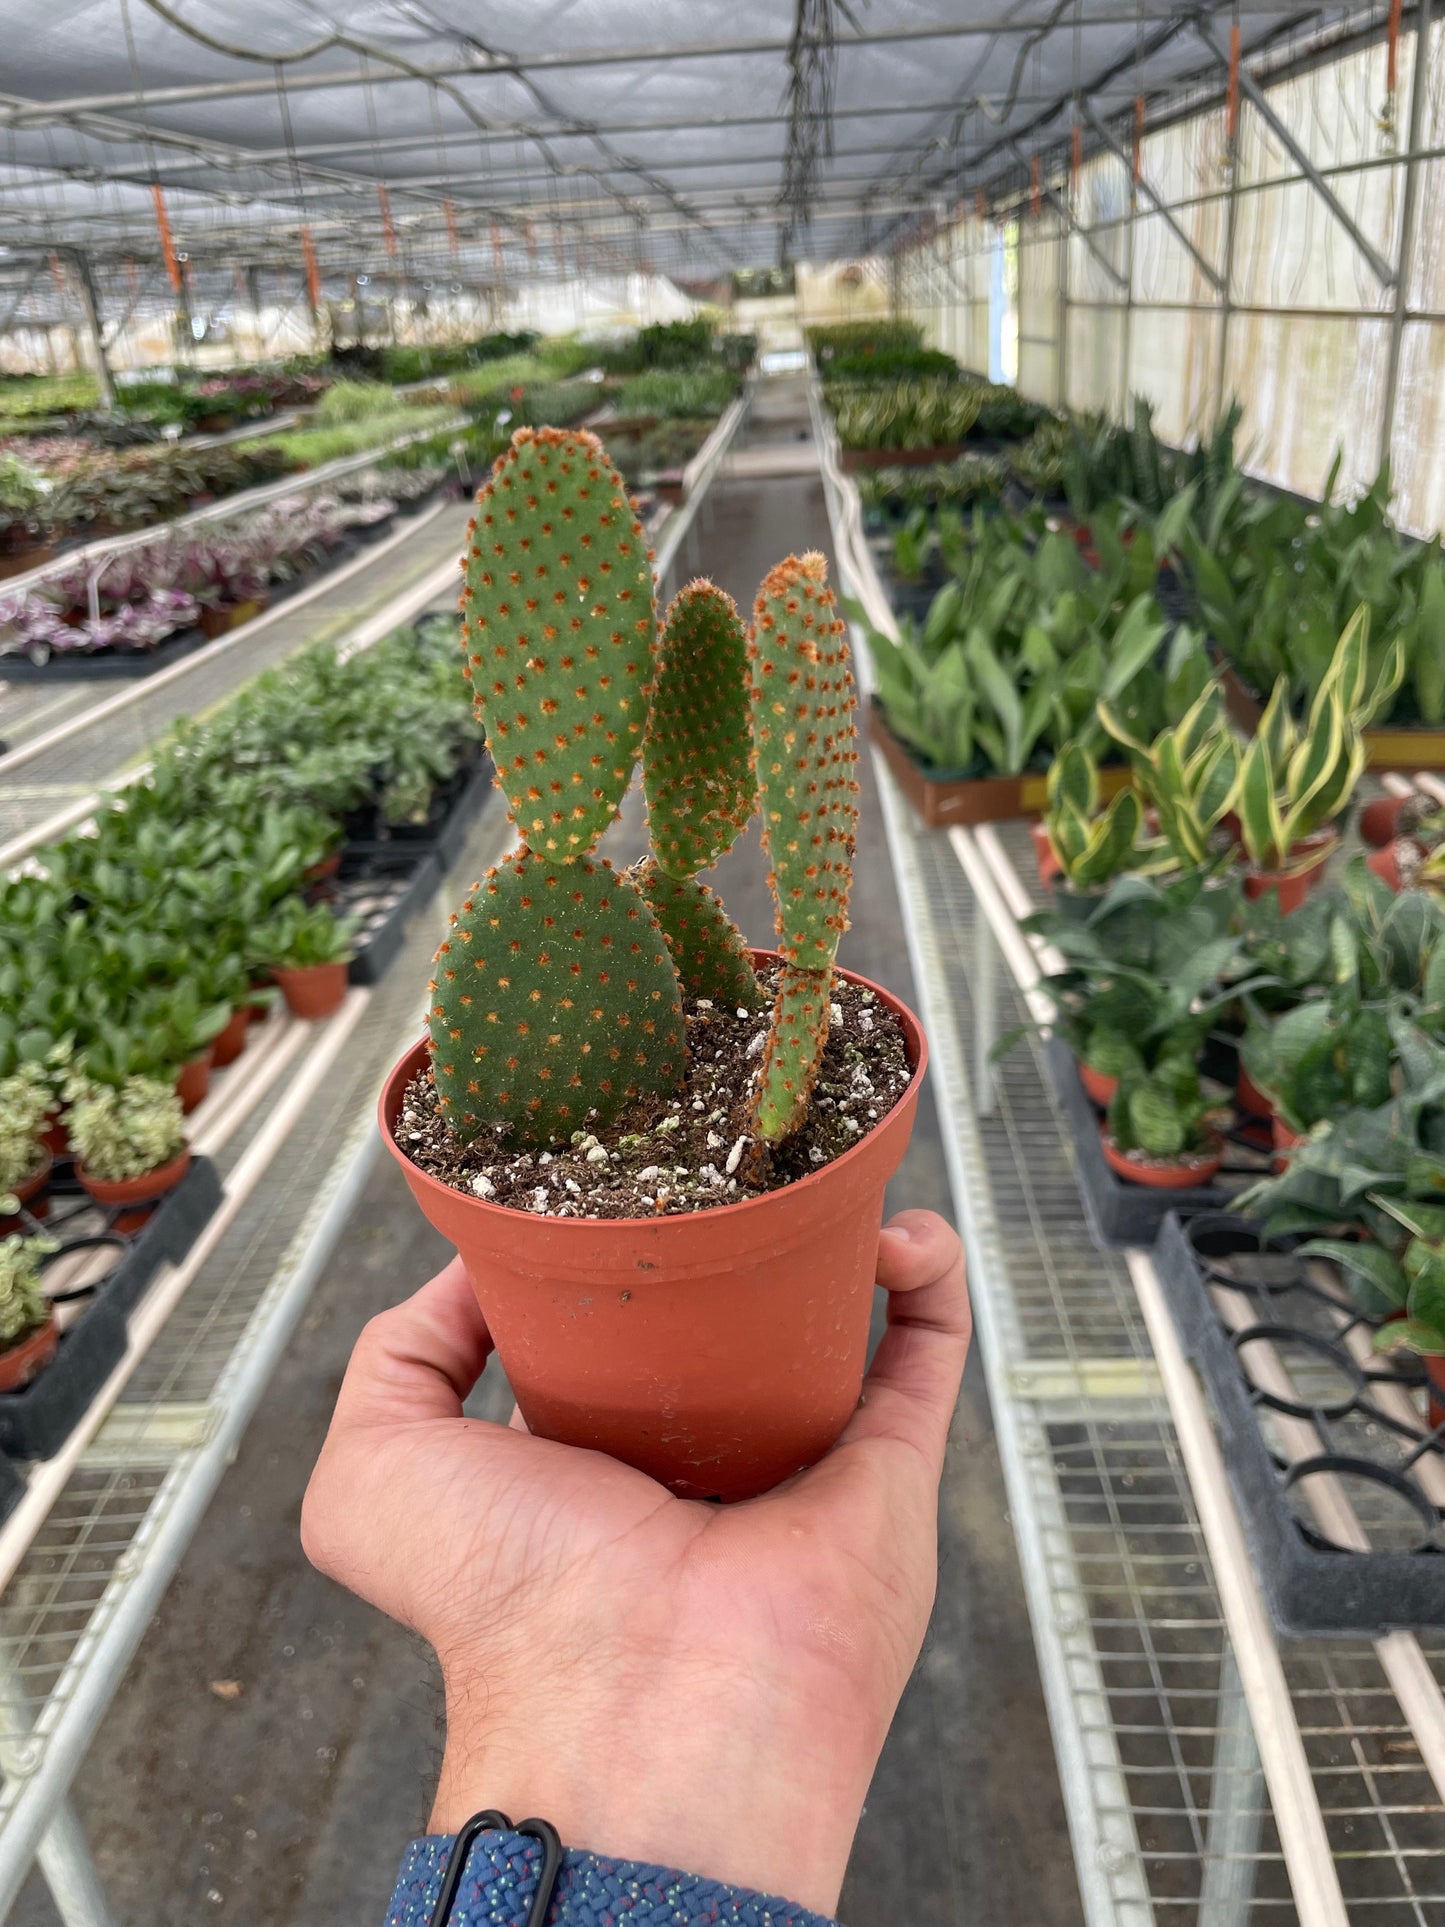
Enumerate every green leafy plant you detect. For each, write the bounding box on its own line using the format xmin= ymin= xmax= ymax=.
xmin=255 ymin=899 xmax=358 ymax=969
xmin=828 ymin=379 xmax=983 ymax=453
xmin=66 ymin=1073 xmax=186 ymax=1182
xmin=614 ymin=370 xmax=736 ymax=420
xmin=1041 ymin=744 xmax=1161 ymax=890
xmin=0 ymin=1066 xmax=51 ymax=1192
xmin=1100 ymin=681 xmax=1240 ymax=872
xmin=0 ymin=1236 xmax=51 ymax=1350
xmin=431 ymin=425 xmax=859 ymax=1149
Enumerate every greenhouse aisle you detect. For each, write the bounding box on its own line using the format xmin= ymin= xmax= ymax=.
xmin=11 ymin=383 xmax=1083 ymax=1927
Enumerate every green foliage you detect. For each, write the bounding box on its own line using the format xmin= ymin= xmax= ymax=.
xmin=264 ymin=401 xmax=454 ymax=469
xmin=1099 ymin=681 xmax=1239 ymax=872
xmin=0 ymin=1066 xmax=50 ymax=1193
xmin=0 ymin=1237 xmax=51 ymax=1350
xmin=862 ymin=505 xmax=1205 ymax=778
xmin=856 ymin=453 xmax=1008 ymax=519
xmin=614 ymin=369 xmax=737 ymax=420
xmin=256 ymin=899 xmax=358 ymax=969
xmin=67 ymin=1073 xmax=186 ymax=1182
xmin=1042 ymin=746 xmax=1162 ymax=890
xmin=807 ymin=320 xmax=925 ymax=364
xmin=313 ymin=380 xmax=397 ymax=424
xmin=632 ymin=860 xmax=759 ymax=1008
xmin=828 ymin=379 xmax=983 ymax=452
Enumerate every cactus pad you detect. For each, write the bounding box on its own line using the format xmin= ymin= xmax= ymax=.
xmin=643 ymin=581 xmax=755 ymax=878
xmin=428 ymin=849 xmax=684 ymax=1146
xmin=632 ymin=858 xmax=759 ymax=1008
xmin=753 ymin=963 xmax=834 ymax=1142
xmin=748 ymin=552 xmax=859 ymax=972
xmin=460 ymin=428 xmax=656 ymax=858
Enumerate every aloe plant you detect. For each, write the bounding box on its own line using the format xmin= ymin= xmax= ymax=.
xmin=430 ymin=426 xmax=859 ymax=1148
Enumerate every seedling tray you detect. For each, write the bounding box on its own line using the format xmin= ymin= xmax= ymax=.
xmin=871 ymin=702 xmax=1132 ymax=829
xmin=1042 ymin=1036 xmax=1263 ymax=1248
xmin=0 ymin=626 xmax=207 ymax=682
xmin=1155 ymin=1211 xmax=1445 ymax=1636
xmin=35 ymin=1155 xmax=223 ymax=1318
xmin=841 ymin=443 xmax=968 ymax=472
xmin=0 ymin=1297 xmax=127 ymax=1460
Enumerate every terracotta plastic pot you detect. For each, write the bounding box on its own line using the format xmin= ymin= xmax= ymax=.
xmin=40 ymin=1109 xmax=68 ymax=1158
xmin=211 ymin=1006 xmax=250 ymax=1068
xmin=0 ymin=1318 xmax=58 ymax=1395
xmin=175 ymin=1050 xmax=214 ymax=1114
xmin=1426 ymin=1354 xmax=1445 ymax=1433
xmin=1242 ymin=834 xmax=1337 ymax=914
xmin=0 ymin=1151 xmax=53 ymax=1233
xmin=273 ymin=960 xmax=349 ymax=1020
xmin=1100 ymin=1130 xmax=1224 ymax=1190
xmin=303 ymin=850 xmax=341 ymax=885
xmin=1359 ymin=795 xmax=1406 ymax=849
xmin=77 ymin=1147 xmax=191 ymax=1212
xmin=1272 ymin=1114 xmax=1305 ymax=1174
xmin=1030 ymin=820 xmax=1061 ymax=888
xmin=378 ymin=961 xmax=928 ymax=1502
xmin=1077 ymin=1059 xmax=1117 ymax=1108
xmin=1235 ymin=1065 xmax=1274 ymax=1120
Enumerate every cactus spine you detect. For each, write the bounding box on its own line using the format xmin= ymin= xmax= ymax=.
xmin=428 ymin=426 xmax=860 ymax=1157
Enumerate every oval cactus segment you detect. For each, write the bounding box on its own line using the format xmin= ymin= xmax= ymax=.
xmin=748 ymin=551 xmax=860 ymax=972
xmin=643 ymin=580 xmax=755 ymax=878
xmin=753 ymin=964 xmax=833 ymax=1142
xmin=632 ymin=857 xmax=760 ymax=1008
xmin=428 ymin=849 xmax=684 ymax=1148
xmin=460 ymin=428 xmax=656 ymax=858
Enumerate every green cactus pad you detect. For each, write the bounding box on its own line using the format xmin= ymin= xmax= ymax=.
xmin=643 ymin=581 xmax=755 ymax=878
xmin=748 ymin=552 xmax=859 ymax=972
xmin=632 ymin=857 xmax=759 ymax=1008
xmin=753 ymin=963 xmax=833 ymax=1142
xmin=460 ymin=428 xmax=656 ymax=859
xmin=428 ymin=849 xmax=684 ymax=1146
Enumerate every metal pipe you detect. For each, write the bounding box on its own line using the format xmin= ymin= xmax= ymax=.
xmin=1081 ymin=100 xmax=1223 ymax=290
xmin=1195 ymin=16 xmax=1397 ymax=287
xmin=1379 ymin=0 xmax=1433 ymax=465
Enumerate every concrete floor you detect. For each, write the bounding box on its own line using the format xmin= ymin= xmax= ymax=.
xmin=15 ymin=385 xmax=1084 ymax=1927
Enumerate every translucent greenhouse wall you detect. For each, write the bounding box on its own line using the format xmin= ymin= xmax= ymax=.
xmin=897 ymin=19 xmax=1445 ymax=536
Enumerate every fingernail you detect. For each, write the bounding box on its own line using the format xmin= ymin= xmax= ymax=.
xmin=881 ymin=1221 xmax=915 ymax=1243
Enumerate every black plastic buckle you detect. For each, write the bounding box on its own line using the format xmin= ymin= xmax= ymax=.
xmin=426 ymin=1810 xmax=564 ymax=1927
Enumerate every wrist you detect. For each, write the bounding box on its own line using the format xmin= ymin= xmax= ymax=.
xmin=428 ymin=1659 xmax=878 ymax=1915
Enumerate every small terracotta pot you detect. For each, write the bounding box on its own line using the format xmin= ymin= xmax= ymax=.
xmin=77 ymin=1148 xmax=192 ymax=1212
xmin=273 ymin=961 xmax=349 ymax=1020
xmin=1077 ymin=1059 xmax=1117 ymax=1108
xmin=211 ymin=1006 xmax=250 ymax=1068
xmin=1359 ymin=795 xmax=1406 ymax=849
xmin=1242 ymin=833 xmax=1337 ymax=914
xmin=378 ymin=960 xmax=928 ymax=1502
xmin=0 ymin=1317 xmax=58 ymax=1395
xmin=1426 ymin=1354 xmax=1445 ymax=1433
xmin=1101 ymin=1130 xmax=1224 ymax=1190
xmin=1030 ymin=820 xmax=1061 ymax=888
xmin=175 ymin=1049 xmax=214 ymax=1114
xmin=1235 ymin=1065 xmax=1274 ymax=1120
xmin=0 ymin=1151 xmax=53 ymax=1233
xmin=40 ymin=1109 xmax=68 ymax=1158
xmin=303 ymin=850 xmax=341 ymax=885
xmin=1272 ymin=1114 xmax=1305 ymax=1174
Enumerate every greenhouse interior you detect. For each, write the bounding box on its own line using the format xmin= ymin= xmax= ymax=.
xmin=0 ymin=1 xmax=1444 ymax=1923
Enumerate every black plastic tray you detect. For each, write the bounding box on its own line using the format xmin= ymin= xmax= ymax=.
xmin=31 ymin=1154 xmax=223 ymax=1319
xmin=343 ymin=849 xmax=444 ymax=987
xmin=1155 ymin=1211 xmax=1445 ymax=1636
xmin=1042 ymin=1035 xmax=1260 ymax=1248
xmin=0 ymin=626 xmax=208 ymax=682
xmin=0 ymin=1298 xmax=127 ymax=1459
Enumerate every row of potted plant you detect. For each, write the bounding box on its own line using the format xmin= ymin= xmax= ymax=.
xmin=0 ymin=619 xmax=483 ymax=1247
xmin=0 ymin=462 xmax=448 ymax=661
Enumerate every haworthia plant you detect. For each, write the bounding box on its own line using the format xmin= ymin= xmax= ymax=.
xmin=429 ymin=427 xmax=862 ymax=1152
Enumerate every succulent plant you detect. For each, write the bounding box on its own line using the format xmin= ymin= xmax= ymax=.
xmin=67 ymin=1073 xmax=185 ymax=1182
xmin=428 ymin=425 xmax=859 ymax=1152
xmin=0 ymin=1236 xmax=51 ymax=1350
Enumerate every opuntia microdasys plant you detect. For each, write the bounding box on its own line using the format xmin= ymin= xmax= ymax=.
xmin=427 ymin=425 xmax=860 ymax=1153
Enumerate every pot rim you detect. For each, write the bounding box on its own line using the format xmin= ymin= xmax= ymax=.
xmin=379 ymin=953 xmax=928 ymax=1232
xmin=76 ymin=1145 xmax=192 ymax=1200
xmin=1100 ymin=1127 xmax=1224 ymax=1175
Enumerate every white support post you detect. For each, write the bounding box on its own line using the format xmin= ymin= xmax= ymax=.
xmin=973 ymin=907 xmax=1000 ymax=1116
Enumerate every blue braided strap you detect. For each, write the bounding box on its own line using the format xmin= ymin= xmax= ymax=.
xmin=384 ymin=1828 xmax=841 ymax=1927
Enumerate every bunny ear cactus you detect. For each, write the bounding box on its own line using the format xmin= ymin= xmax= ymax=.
xmin=748 ymin=553 xmax=859 ymax=1139
xmin=429 ymin=428 xmax=862 ymax=1156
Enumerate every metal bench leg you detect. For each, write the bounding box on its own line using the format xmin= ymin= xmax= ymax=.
xmin=35 ymin=1802 xmax=117 ymax=1927
xmin=973 ymin=910 xmax=999 ymax=1116
xmin=1199 ymin=1645 xmax=1264 ymax=1927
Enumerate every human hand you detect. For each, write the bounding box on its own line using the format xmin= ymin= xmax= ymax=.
xmin=302 ymin=1208 xmax=970 ymax=1916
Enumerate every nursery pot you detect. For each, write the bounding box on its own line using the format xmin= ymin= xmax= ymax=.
xmin=1235 ymin=1065 xmax=1274 ymax=1120
xmin=1365 ymin=840 xmax=1424 ymax=894
xmin=77 ymin=1147 xmax=191 ymax=1212
xmin=273 ymin=961 xmax=349 ymax=1021
xmin=1030 ymin=820 xmax=1061 ymax=888
xmin=0 ymin=1317 xmax=58 ymax=1396
xmin=1272 ymin=1114 xmax=1305 ymax=1173
xmin=1100 ymin=1130 xmax=1224 ymax=1191
xmin=378 ymin=963 xmax=928 ymax=1502
xmin=211 ymin=1006 xmax=250 ymax=1068
xmin=1359 ymin=795 xmax=1407 ymax=849
xmin=0 ymin=1152 xmax=53 ymax=1233
xmin=1241 ymin=833 xmax=1338 ymax=914
xmin=175 ymin=1049 xmax=214 ymax=1115
xmin=1076 ymin=1059 xmax=1117 ymax=1108
xmin=1427 ymin=1354 xmax=1445 ymax=1433
xmin=40 ymin=1109 xmax=68 ymax=1158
